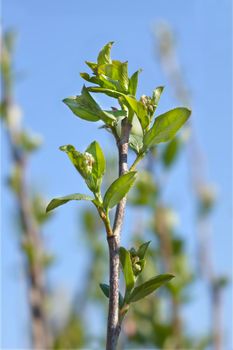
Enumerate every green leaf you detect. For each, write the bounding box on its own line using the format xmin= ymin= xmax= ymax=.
xmin=129 ymin=118 xmax=143 ymax=154
xmin=87 ymin=86 xmax=126 ymax=99
xmin=124 ymin=95 xmax=149 ymax=129
xmin=80 ymin=72 xmax=102 ymax=85
xmin=136 ymin=241 xmax=151 ymax=259
xmin=60 ymin=144 xmax=100 ymax=192
xmin=143 ymin=107 xmax=191 ymax=150
xmin=97 ymin=42 xmax=113 ymax=65
xmin=162 ymin=137 xmax=181 ymax=168
xmin=99 ymin=283 xmax=110 ymax=298
xmin=118 ymin=61 xmax=129 ymax=91
xmin=85 ymin=43 xmax=129 ymax=93
xmin=128 ymin=69 xmax=142 ymax=96
xmin=63 ymin=86 xmax=116 ymax=125
xmin=152 ymin=86 xmax=164 ymax=107
xmin=63 ymin=86 xmax=100 ymax=122
xmin=99 ymin=283 xmax=124 ymax=308
xmin=97 ymin=60 xmax=129 ymax=92
xmin=97 ymin=75 xmax=120 ymax=91
xmin=60 ymin=144 xmax=86 ymax=176
xmin=85 ymin=61 xmax=98 ymax=72
xmin=103 ymin=171 xmax=137 ymax=210
xmin=119 ymin=247 xmax=135 ymax=292
xmin=85 ymin=141 xmax=105 ymax=187
xmin=129 ymin=134 xmax=143 ymax=154
xmin=103 ymin=109 xmax=127 ymax=119
xmin=128 ymin=274 xmax=175 ymax=303
xmin=46 ymin=193 xmax=93 ymax=212
xmin=131 ymin=114 xmax=143 ymax=136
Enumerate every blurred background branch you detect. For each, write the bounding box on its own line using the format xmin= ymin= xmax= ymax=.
xmin=1 ymin=32 xmax=52 ymax=349
xmin=154 ymin=22 xmax=228 ymax=350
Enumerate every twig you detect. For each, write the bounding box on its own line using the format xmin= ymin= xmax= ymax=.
xmin=106 ymin=118 xmax=131 ymax=350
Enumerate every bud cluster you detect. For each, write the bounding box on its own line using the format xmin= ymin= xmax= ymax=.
xmin=83 ymin=152 xmax=95 ymax=173
xmin=130 ymin=248 xmax=144 ymax=276
xmin=140 ymin=95 xmax=156 ymax=116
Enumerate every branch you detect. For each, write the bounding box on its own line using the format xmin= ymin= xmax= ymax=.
xmin=155 ymin=25 xmax=226 ymax=349
xmin=106 ymin=118 xmax=131 ymax=350
xmin=1 ymin=39 xmax=50 ymax=348
xmin=5 ymin=106 xmax=51 ymax=349
xmin=155 ymin=206 xmax=182 ymax=349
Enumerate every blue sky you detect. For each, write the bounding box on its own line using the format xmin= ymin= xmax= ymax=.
xmin=1 ymin=0 xmax=232 ymax=348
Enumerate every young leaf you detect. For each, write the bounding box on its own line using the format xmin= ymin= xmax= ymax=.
xmin=97 ymin=60 xmax=129 ymax=92
xmin=87 ymin=86 xmax=126 ymax=99
xmin=117 ymin=61 xmax=129 ymax=92
xmin=152 ymin=86 xmax=164 ymax=107
xmin=80 ymin=72 xmax=102 ymax=85
xmin=131 ymin=114 xmax=143 ymax=136
xmin=97 ymin=41 xmax=114 ymax=65
xmin=129 ymin=116 xmax=143 ymax=153
xmin=85 ymin=61 xmax=98 ymax=72
xmin=129 ymin=134 xmax=143 ymax=154
xmin=124 ymin=95 xmax=149 ymax=129
xmin=63 ymin=86 xmax=100 ymax=122
xmin=99 ymin=283 xmax=110 ymax=298
xmin=96 ymin=73 xmax=120 ymax=91
xmin=128 ymin=274 xmax=175 ymax=303
xmin=60 ymin=144 xmax=100 ymax=192
xmin=63 ymin=86 xmax=116 ymax=125
xmin=85 ymin=141 xmax=105 ymax=181
xmin=143 ymin=107 xmax=191 ymax=150
xmin=136 ymin=241 xmax=151 ymax=259
xmin=128 ymin=69 xmax=142 ymax=96
xmin=119 ymin=247 xmax=135 ymax=292
xmin=46 ymin=193 xmax=93 ymax=213
xmin=99 ymin=283 xmax=124 ymax=308
xmin=103 ymin=171 xmax=137 ymax=210
xmin=59 ymin=144 xmax=87 ymax=177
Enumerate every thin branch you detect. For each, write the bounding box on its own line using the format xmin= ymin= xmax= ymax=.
xmin=5 ymin=104 xmax=51 ymax=350
xmin=106 ymin=118 xmax=131 ymax=350
xmin=1 ymin=40 xmax=50 ymax=348
xmin=154 ymin=206 xmax=182 ymax=349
